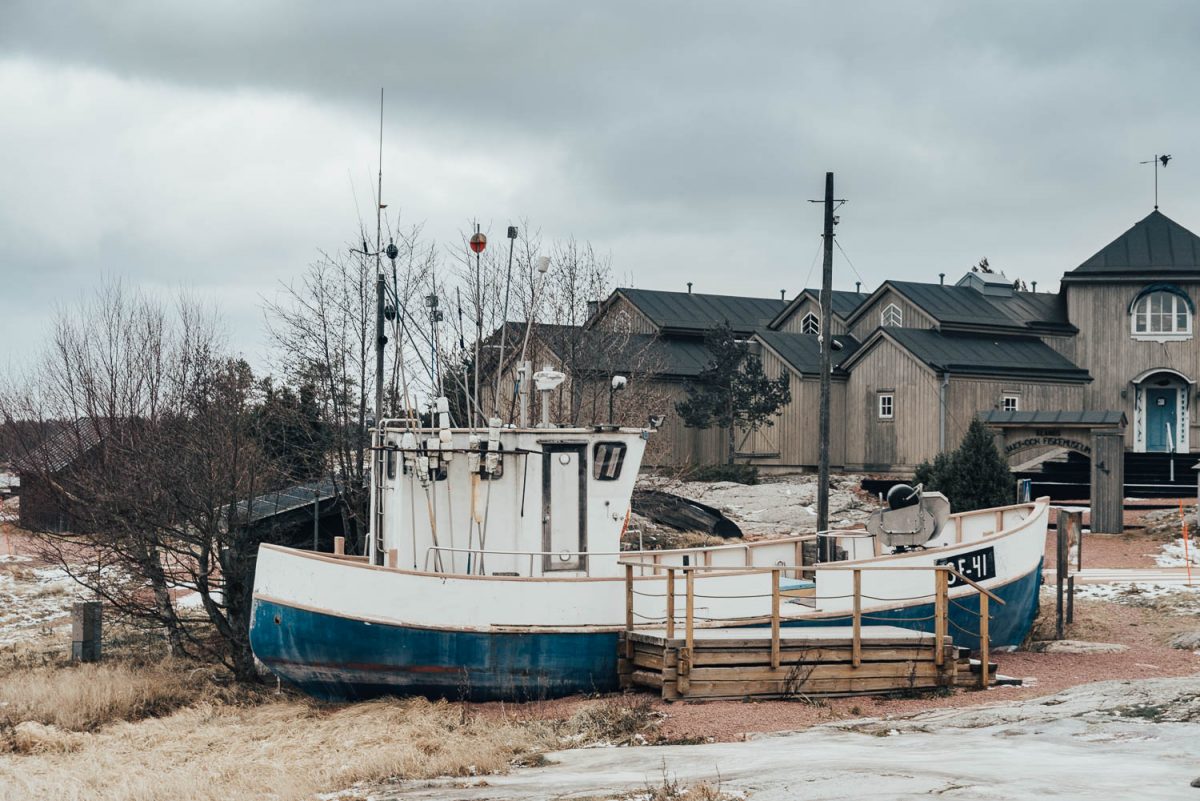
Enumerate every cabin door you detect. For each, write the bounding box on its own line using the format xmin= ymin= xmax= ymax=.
xmin=542 ymin=444 xmax=587 ymax=572
xmin=1146 ymin=387 xmax=1178 ymax=452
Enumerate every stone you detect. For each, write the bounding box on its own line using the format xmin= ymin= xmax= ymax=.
xmin=1170 ymin=630 xmax=1200 ymax=650
xmin=1033 ymin=640 xmax=1129 ymax=655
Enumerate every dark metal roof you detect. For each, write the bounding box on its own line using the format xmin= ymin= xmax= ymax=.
xmin=767 ymin=288 xmax=870 ymax=330
xmin=802 ymin=288 xmax=871 ymax=318
xmin=881 ymin=328 xmax=1091 ymax=382
xmin=1065 ymin=210 xmax=1200 ymax=280
xmin=13 ymin=418 xmax=107 ymax=474
xmin=617 ymin=288 xmax=786 ymax=335
xmin=979 ymin=410 xmax=1126 ymax=427
xmin=887 ymin=282 xmax=1074 ymax=333
xmin=754 ymin=330 xmax=860 ymax=376
xmin=238 ymin=480 xmax=338 ymax=525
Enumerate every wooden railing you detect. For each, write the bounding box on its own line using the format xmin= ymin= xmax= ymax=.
xmin=620 ymin=560 xmax=1005 ymax=689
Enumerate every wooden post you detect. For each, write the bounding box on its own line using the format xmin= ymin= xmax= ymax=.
xmin=1054 ymin=508 xmax=1079 ymax=640
xmin=978 ymin=592 xmax=990 ymax=689
xmin=770 ymin=568 xmax=781 ymax=670
xmin=666 ymin=568 xmax=676 ymax=640
xmin=685 ymin=568 xmax=695 ymax=653
xmin=851 ymin=569 xmax=862 ymax=668
xmin=386 ymin=548 xmax=398 ymax=568
xmin=334 ymin=536 xmax=345 ymax=556
xmin=624 ymin=564 xmax=634 ymax=659
xmin=933 ymin=570 xmax=947 ymax=668
xmin=1066 ymin=574 xmax=1075 ymax=624
xmin=71 ymin=601 xmax=102 ymax=663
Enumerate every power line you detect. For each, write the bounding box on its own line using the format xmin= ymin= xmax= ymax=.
xmin=833 ymin=237 xmax=866 ymax=288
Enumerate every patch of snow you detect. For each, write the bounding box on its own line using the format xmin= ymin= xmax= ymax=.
xmin=1155 ymin=538 xmax=1200 ymax=568
xmin=1072 ymin=580 xmax=1200 ymax=615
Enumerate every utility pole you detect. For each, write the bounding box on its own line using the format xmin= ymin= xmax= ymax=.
xmin=811 ymin=172 xmax=841 ymax=561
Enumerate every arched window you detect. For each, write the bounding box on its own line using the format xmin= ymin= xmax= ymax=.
xmin=800 ymin=312 xmax=820 ymax=335
xmin=1130 ymin=286 xmax=1193 ymax=339
xmin=881 ymin=303 xmax=903 ymax=328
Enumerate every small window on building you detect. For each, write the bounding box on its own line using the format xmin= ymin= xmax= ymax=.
xmin=1001 ymin=394 xmax=1019 ymax=413
xmin=878 ymin=393 xmax=894 ymax=420
xmin=593 ymin=442 xmax=627 ymax=481
xmin=881 ymin=303 xmax=903 ymax=328
xmin=1130 ymin=289 xmax=1192 ymax=338
xmin=800 ymin=312 xmax=820 ymax=335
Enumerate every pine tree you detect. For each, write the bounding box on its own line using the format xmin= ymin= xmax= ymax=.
xmin=913 ymin=418 xmax=1011 ymax=511
xmin=675 ymin=323 xmax=791 ymax=465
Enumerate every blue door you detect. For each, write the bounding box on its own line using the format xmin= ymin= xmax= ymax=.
xmin=1146 ymin=387 xmax=1178 ymax=452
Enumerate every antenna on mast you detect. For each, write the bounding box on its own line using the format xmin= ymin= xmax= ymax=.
xmin=1139 ymin=153 xmax=1172 ymax=209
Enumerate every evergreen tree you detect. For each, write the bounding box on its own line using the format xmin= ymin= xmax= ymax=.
xmin=675 ymin=323 xmax=791 ymax=465
xmin=914 ymin=418 xmax=1012 ymax=511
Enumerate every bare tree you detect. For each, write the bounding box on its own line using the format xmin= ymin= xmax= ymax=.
xmin=1 ymin=282 xmax=285 ymax=679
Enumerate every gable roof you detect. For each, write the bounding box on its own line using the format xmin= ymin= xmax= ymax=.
xmin=1064 ymin=210 xmax=1200 ymax=282
xmin=844 ymin=328 xmax=1091 ymax=383
xmin=537 ymin=328 xmax=713 ymax=379
xmin=768 ymin=288 xmax=870 ymax=330
xmin=754 ymin=330 xmax=861 ymax=376
xmin=13 ymin=418 xmax=108 ymax=474
xmin=614 ymin=288 xmax=786 ymax=335
xmin=846 ymin=280 xmax=1074 ymax=335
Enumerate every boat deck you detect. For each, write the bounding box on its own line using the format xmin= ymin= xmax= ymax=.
xmin=620 ymin=625 xmax=970 ymax=701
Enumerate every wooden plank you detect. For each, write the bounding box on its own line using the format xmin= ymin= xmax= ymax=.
xmin=663 ymin=673 xmax=947 ymax=701
xmin=624 ymin=564 xmax=634 ymax=660
xmin=630 ymin=669 xmax=663 ymax=689
xmin=978 ymin=592 xmax=990 ymax=689
xmin=672 ymin=661 xmax=941 ymax=684
xmin=666 ymin=568 xmax=676 ymax=640
xmin=629 ymin=631 xmax=942 ymax=650
xmin=688 ymin=646 xmax=939 ymax=666
xmin=852 ymin=569 xmax=862 ymax=669
xmin=685 ymin=570 xmax=695 ymax=652
xmin=770 ymin=568 xmax=781 ymax=670
xmin=934 ymin=571 xmax=947 ymax=668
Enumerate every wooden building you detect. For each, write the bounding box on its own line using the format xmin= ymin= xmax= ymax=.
xmin=573 ymin=209 xmax=1200 ymax=473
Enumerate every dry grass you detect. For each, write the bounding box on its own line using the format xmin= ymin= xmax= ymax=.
xmin=0 ymin=658 xmax=668 ymax=801
xmin=0 ymin=661 xmax=208 ymax=735
xmin=0 ymin=695 xmax=563 ymax=801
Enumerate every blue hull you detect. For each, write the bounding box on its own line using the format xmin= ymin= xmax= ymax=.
xmin=250 ymin=561 xmax=1041 ymax=702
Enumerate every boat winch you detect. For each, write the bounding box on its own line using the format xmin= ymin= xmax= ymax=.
xmin=866 ymin=483 xmax=950 ymax=550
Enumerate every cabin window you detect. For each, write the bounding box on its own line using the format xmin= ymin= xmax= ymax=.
xmin=800 ymin=312 xmax=820 ymax=335
xmin=1001 ymin=394 xmax=1019 ymax=412
xmin=880 ymin=303 xmax=903 ymax=328
xmin=592 ymin=442 xmax=627 ymax=481
xmin=877 ymin=392 xmax=894 ymax=420
xmin=1130 ymin=289 xmax=1192 ymax=338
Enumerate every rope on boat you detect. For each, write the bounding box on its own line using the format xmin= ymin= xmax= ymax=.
xmin=859 ymin=593 xmax=937 ymax=602
xmin=948 ymin=619 xmax=982 ymax=638
xmin=861 ymin=612 xmax=936 ymax=623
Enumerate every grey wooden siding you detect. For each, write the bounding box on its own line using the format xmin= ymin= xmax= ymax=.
xmin=945 ymin=378 xmax=1086 ymax=452
xmin=775 ymin=297 xmax=849 ymax=336
xmin=592 ymin=295 xmax=660 ymax=335
xmin=844 ymin=338 xmax=940 ymax=472
xmin=742 ymin=346 xmax=846 ymax=469
xmin=847 ymin=289 xmax=935 ymax=340
xmin=1066 ymin=282 xmax=1200 ymax=450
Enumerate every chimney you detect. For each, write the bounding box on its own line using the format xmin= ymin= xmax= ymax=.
xmin=939 ymin=273 xmax=945 ymax=286
xmin=687 ymin=282 xmax=693 ymax=294
xmin=1031 ymin=281 xmax=1038 ymax=293
xmin=780 ymin=289 xmax=786 ymax=300
xmin=855 ymin=281 xmax=861 ymax=293
xmin=586 ymin=299 xmax=598 ymax=318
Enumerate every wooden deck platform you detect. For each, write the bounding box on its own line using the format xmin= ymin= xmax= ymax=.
xmin=620 ymin=625 xmax=964 ymax=701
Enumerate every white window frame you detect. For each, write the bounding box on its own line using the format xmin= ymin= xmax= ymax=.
xmin=881 ymin=302 xmax=903 ymax=328
xmin=800 ymin=312 xmax=820 ymax=335
xmin=878 ymin=392 xmax=894 ymax=420
xmin=1131 ymin=291 xmax=1192 ymax=341
xmin=1001 ymin=393 xmax=1020 ymax=412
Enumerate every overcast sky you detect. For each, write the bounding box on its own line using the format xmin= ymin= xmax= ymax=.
xmin=2 ymin=1 xmax=1198 ymax=370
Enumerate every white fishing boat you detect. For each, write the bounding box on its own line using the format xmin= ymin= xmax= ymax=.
xmin=250 ymin=404 xmax=1048 ymax=701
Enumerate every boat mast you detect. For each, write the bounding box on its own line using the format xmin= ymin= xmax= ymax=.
xmin=371 ymin=88 xmax=387 ymax=564
xmin=816 ymin=172 xmax=835 ymax=560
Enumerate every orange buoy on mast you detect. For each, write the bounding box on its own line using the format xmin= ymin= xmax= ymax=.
xmin=469 ymin=231 xmax=487 ymax=253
